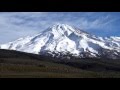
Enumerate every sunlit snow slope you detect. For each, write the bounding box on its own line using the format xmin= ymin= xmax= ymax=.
xmin=1 ymin=24 xmax=120 ymax=59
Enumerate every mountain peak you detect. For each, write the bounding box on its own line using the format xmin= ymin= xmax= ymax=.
xmin=48 ymin=23 xmax=88 ymax=37
xmin=52 ymin=23 xmax=70 ymax=27
xmin=51 ymin=23 xmax=74 ymax=31
xmin=47 ymin=23 xmax=76 ymax=37
xmin=1 ymin=24 xmax=120 ymax=59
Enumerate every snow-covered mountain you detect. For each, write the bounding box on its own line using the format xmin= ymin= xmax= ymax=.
xmin=0 ymin=23 xmax=120 ymax=59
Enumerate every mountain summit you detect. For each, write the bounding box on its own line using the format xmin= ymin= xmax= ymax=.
xmin=0 ymin=24 xmax=120 ymax=59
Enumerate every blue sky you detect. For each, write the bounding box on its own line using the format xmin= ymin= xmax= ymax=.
xmin=0 ymin=12 xmax=120 ymax=44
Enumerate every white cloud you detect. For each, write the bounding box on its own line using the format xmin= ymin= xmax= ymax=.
xmin=74 ymin=15 xmax=116 ymax=30
xmin=0 ymin=12 xmax=119 ymax=43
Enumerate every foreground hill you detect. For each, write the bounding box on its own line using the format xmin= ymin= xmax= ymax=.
xmin=1 ymin=49 xmax=120 ymax=78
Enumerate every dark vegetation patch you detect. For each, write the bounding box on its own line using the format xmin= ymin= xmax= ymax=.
xmin=1 ymin=49 xmax=120 ymax=78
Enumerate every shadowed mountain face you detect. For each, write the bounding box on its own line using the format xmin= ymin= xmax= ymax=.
xmin=1 ymin=49 xmax=120 ymax=78
xmin=0 ymin=24 xmax=120 ymax=59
